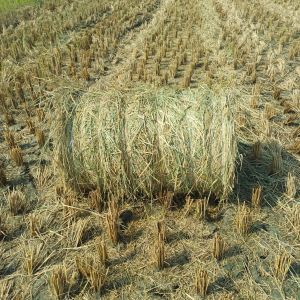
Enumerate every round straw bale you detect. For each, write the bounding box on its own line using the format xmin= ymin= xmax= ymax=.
xmin=53 ymin=84 xmax=237 ymax=200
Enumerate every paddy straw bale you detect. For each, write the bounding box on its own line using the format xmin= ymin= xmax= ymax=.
xmin=53 ymin=84 xmax=237 ymax=200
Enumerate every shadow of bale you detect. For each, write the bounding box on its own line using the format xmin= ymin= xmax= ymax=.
xmin=232 ymin=141 xmax=300 ymax=207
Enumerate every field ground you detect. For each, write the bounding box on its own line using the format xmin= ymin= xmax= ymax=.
xmin=0 ymin=0 xmax=299 ymax=299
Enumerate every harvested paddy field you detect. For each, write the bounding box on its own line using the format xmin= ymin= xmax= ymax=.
xmin=0 ymin=0 xmax=299 ymax=299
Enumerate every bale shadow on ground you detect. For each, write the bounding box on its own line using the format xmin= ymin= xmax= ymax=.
xmin=232 ymin=141 xmax=300 ymax=207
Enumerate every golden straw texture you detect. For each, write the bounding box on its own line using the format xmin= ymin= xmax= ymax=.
xmin=53 ymin=84 xmax=237 ymax=200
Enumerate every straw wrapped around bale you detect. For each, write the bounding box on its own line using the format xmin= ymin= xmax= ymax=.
xmin=54 ymin=84 xmax=237 ymax=200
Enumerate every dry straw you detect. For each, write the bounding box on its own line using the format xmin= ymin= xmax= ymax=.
xmin=286 ymin=173 xmax=296 ymax=199
xmin=48 ymin=265 xmax=68 ymax=300
xmin=195 ymin=268 xmax=209 ymax=297
xmin=251 ymin=186 xmax=262 ymax=209
xmin=75 ymin=256 xmax=107 ymax=294
xmin=7 ymin=189 xmax=26 ymax=215
xmin=0 ymin=167 xmax=7 ymax=186
xmin=212 ymin=232 xmax=225 ymax=260
xmin=9 ymin=147 xmax=23 ymax=166
xmin=274 ymin=251 xmax=291 ymax=282
xmin=235 ymin=202 xmax=252 ymax=235
xmin=195 ymin=198 xmax=208 ymax=219
xmin=155 ymin=220 xmax=166 ymax=270
xmin=95 ymin=237 xmax=108 ymax=266
xmin=53 ymin=83 xmax=237 ymax=200
xmin=106 ymin=197 xmax=119 ymax=245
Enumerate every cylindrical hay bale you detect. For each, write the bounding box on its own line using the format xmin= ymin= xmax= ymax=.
xmin=53 ymin=84 xmax=237 ymax=200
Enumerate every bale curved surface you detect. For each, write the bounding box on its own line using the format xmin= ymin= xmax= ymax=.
xmin=54 ymin=84 xmax=237 ymax=200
